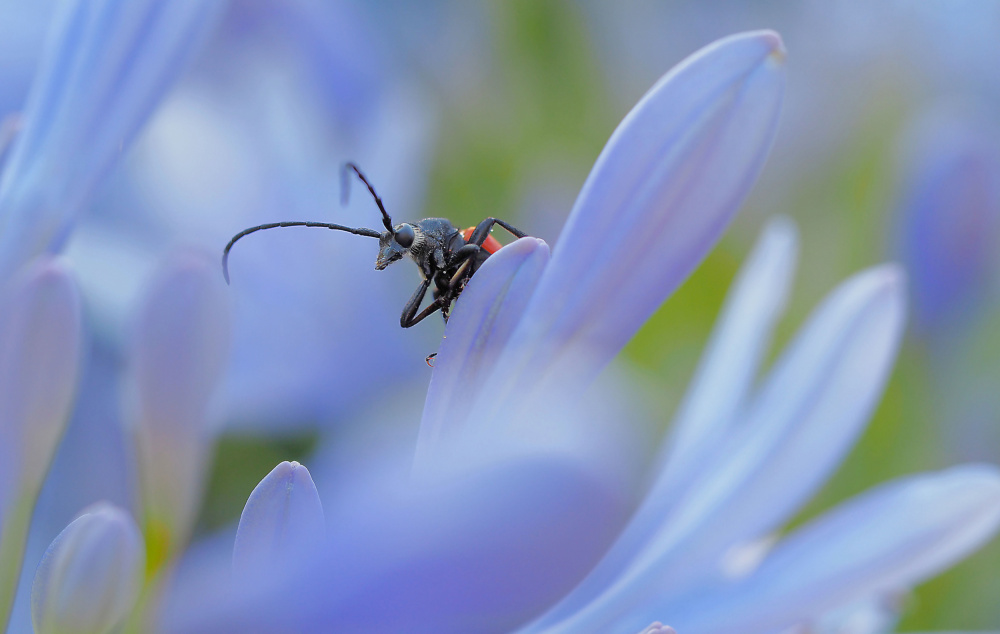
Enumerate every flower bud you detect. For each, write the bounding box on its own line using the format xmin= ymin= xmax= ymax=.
xmin=233 ymin=461 xmax=326 ymax=578
xmin=31 ymin=503 xmax=144 ymax=634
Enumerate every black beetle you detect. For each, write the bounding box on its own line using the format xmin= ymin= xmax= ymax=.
xmin=222 ymin=163 xmax=528 ymax=328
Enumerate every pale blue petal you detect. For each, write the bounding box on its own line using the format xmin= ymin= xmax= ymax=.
xmin=522 ymin=218 xmax=798 ymax=632
xmin=658 ymin=216 xmax=798 ymax=479
xmin=487 ymin=31 xmax=786 ymax=398
xmin=0 ymin=259 xmax=82 ymax=501
xmin=418 ymin=237 xmax=549 ymax=451
xmin=233 ymin=461 xmax=326 ymax=578
xmin=656 ymin=266 xmax=906 ymax=577
xmin=31 ymin=503 xmax=143 ymax=634
xmin=528 ymin=265 xmax=906 ymax=632
xmin=129 ymin=252 xmax=230 ymax=539
xmin=165 ymin=455 xmax=630 ymax=633
xmin=0 ymin=0 xmax=225 ymax=278
xmin=664 ymin=465 xmax=1000 ymax=634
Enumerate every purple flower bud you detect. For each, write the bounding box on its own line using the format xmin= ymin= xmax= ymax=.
xmin=31 ymin=503 xmax=144 ymax=634
xmin=233 ymin=461 xmax=326 ymax=577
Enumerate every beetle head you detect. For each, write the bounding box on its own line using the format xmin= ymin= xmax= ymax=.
xmin=375 ymin=223 xmax=415 ymax=270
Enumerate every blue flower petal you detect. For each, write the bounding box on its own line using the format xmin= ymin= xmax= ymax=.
xmin=489 ymin=31 xmax=786 ymax=395
xmin=658 ymin=216 xmax=798 ymax=480
xmin=0 ymin=0 xmax=225 ymax=278
xmin=233 ymin=461 xmax=326 ymax=578
xmin=165 ymin=455 xmax=630 ymax=633
xmin=528 ymin=264 xmax=906 ymax=632
xmin=0 ymin=259 xmax=81 ymax=502
xmin=523 ymin=218 xmax=798 ymax=632
xmin=419 ymin=237 xmax=549 ymax=451
xmin=664 ymin=465 xmax=1000 ymax=634
xmin=129 ymin=252 xmax=230 ymax=541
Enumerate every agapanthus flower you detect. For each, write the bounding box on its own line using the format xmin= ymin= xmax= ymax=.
xmin=0 ymin=0 xmax=229 ymax=628
xmin=163 ymin=29 xmax=1000 ymax=633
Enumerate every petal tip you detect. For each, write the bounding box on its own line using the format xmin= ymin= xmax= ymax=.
xmin=758 ymin=30 xmax=786 ymax=64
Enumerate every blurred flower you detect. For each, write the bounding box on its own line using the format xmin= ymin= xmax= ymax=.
xmin=30 ymin=502 xmax=144 ymax=634
xmin=890 ymin=107 xmax=1000 ymax=465
xmin=0 ymin=0 xmax=225 ymax=279
xmin=232 ymin=460 xmax=325 ymax=578
xmin=67 ymin=0 xmax=436 ymax=428
xmin=0 ymin=0 xmax=427 ymax=628
xmin=126 ymin=253 xmax=230 ymax=572
xmin=894 ymin=107 xmax=1000 ymax=340
xmin=0 ymin=259 xmax=81 ymax=626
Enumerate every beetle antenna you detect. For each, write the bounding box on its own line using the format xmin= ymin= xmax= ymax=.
xmin=341 ymin=162 xmax=394 ymax=234
xmin=222 ymin=221 xmax=381 ymax=284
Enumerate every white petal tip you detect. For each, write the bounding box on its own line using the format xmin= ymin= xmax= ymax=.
xmin=640 ymin=623 xmax=678 ymax=634
xmin=759 ymin=30 xmax=786 ymax=64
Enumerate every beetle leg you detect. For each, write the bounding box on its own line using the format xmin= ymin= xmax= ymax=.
xmin=465 ymin=217 xmax=528 ymax=246
xmin=449 ymin=258 xmax=473 ymax=289
xmin=404 ymin=295 xmax=450 ymax=327
xmin=400 ymin=277 xmax=433 ymax=328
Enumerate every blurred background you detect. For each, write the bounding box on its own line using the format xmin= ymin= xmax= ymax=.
xmin=2 ymin=0 xmax=999 ymax=630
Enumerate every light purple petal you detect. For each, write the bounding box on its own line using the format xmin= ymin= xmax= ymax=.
xmin=166 ymin=455 xmax=630 ymax=633
xmin=521 ymin=218 xmax=798 ymax=632
xmin=528 ymin=265 xmax=906 ymax=632
xmin=0 ymin=260 xmax=81 ymax=499
xmin=129 ymin=252 xmax=230 ymax=541
xmin=31 ymin=503 xmax=143 ymax=634
xmin=664 ymin=464 xmax=1000 ymax=634
xmin=0 ymin=259 xmax=81 ymax=624
xmin=487 ymin=30 xmax=786 ymax=398
xmin=0 ymin=0 xmax=226 ymax=278
xmin=233 ymin=461 xmax=326 ymax=578
xmin=658 ymin=216 xmax=798 ymax=479
xmin=418 ymin=237 xmax=549 ymax=452
xmin=654 ymin=266 xmax=906 ymax=576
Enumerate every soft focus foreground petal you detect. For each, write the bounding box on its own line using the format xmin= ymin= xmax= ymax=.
xmin=529 ymin=265 xmax=906 ymax=633
xmin=418 ymin=237 xmax=549 ymax=452
xmin=166 ymin=455 xmax=630 ymax=633
xmin=487 ymin=31 xmax=786 ymax=402
xmin=664 ymin=465 xmax=1000 ymax=634
xmin=0 ymin=259 xmax=81 ymax=625
xmin=658 ymin=216 xmax=798 ymax=478
xmin=233 ymin=461 xmax=325 ymax=578
xmin=128 ymin=252 xmax=230 ymax=555
xmin=31 ymin=503 xmax=143 ymax=634
xmin=0 ymin=0 xmax=226 ymax=279
xmin=795 ymin=593 xmax=905 ymax=634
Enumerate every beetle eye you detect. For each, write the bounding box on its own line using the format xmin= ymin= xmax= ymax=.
xmin=394 ymin=224 xmax=415 ymax=248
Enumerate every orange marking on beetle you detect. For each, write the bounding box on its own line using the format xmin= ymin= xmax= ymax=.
xmin=461 ymin=227 xmax=503 ymax=254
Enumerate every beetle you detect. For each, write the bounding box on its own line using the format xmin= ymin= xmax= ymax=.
xmin=222 ymin=163 xmax=529 ymax=329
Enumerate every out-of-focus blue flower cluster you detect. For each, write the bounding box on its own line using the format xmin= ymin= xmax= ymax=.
xmin=0 ymin=1 xmax=998 ymax=633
